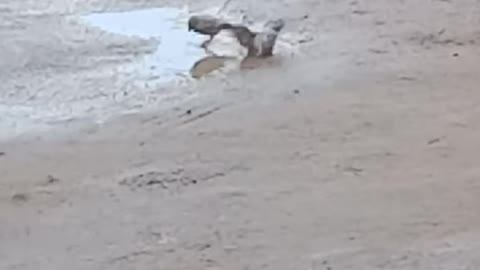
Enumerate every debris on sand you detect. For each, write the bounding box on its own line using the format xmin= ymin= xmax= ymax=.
xmin=11 ymin=193 xmax=29 ymax=203
xmin=46 ymin=175 xmax=61 ymax=185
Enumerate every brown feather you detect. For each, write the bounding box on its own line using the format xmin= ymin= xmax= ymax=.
xmin=225 ymin=19 xmax=285 ymax=57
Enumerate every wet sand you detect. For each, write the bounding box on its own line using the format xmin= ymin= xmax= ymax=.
xmin=2 ymin=0 xmax=480 ymax=269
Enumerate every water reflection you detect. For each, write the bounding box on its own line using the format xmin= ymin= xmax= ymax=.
xmin=190 ymin=56 xmax=234 ymax=78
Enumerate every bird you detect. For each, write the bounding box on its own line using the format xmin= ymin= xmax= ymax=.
xmin=224 ymin=24 xmax=256 ymax=48
xmin=188 ymin=15 xmax=233 ymax=48
xmin=251 ymin=19 xmax=285 ymax=57
xmin=224 ymin=18 xmax=286 ymax=58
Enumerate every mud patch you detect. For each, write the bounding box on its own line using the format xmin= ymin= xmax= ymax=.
xmin=240 ymin=55 xmax=285 ymax=70
xmin=119 ymin=168 xmax=226 ymax=192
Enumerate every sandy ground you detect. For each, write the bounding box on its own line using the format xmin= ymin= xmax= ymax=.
xmin=2 ymin=0 xmax=480 ymax=269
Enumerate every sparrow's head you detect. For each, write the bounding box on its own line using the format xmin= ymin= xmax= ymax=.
xmin=265 ymin=18 xmax=285 ymax=32
xmin=188 ymin=16 xmax=199 ymax=31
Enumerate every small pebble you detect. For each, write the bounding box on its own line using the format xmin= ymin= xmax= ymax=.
xmin=427 ymin=137 xmax=442 ymax=145
xmin=0 ymin=152 xmax=5 ymax=156
xmin=186 ymin=109 xmax=192 ymax=115
xmin=46 ymin=175 xmax=60 ymax=184
xmin=11 ymin=193 xmax=29 ymax=203
xmin=452 ymin=52 xmax=459 ymax=57
xmin=293 ymin=89 xmax=300 ymax=94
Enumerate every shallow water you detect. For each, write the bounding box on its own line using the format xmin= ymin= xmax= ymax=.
xmin=82 ymin=8 xmax=213 ymax=82
xmin=81 ymin=7 xmax=301 ymax=82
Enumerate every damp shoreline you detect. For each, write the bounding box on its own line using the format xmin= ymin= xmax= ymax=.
xmin=0 ymin=5 xmax=302 ymax=141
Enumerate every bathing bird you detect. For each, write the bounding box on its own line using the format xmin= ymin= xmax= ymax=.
xmin=188 ymin=15 xmax=233 ymax=48
xmin=226 ymin=18 xmax=286 ymax=58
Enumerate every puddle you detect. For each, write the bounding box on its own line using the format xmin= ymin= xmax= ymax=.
xmin=81 ymin=7 xmax=246 ymax=83
xmin=81 ymin=7 xmax=303 ymax=82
